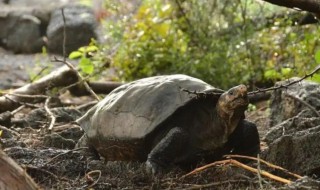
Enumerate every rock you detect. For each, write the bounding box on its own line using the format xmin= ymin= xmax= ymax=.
xmin=0 ymin=6 xmax=45 ymax=53
xmin=264 ymin=110 xmax=320 ymax=175
xmin=47 ymin=4 xmax=98 ymax=54
xmin=43 ymin=133 xmax=75 ymax=149
xmin=264 ymin=78 xmax=320 ymax=176
xmin=264 ymin=110 xmax=320 ymax=144
xmin=269 ymin=78 xmax=320 ymax=127
xmin=263 ymin=127 xmax=320 ymax=175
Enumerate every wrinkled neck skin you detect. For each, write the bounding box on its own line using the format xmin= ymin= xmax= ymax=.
xmin=216 ymin=103 xmax=245 ymax=136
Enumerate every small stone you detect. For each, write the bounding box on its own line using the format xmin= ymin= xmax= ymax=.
xmin=47 ymin=4 xmax=98 ymax=54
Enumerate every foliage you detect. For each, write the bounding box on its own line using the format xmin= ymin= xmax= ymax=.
xmin=81 ymin=0 xmax=320 ymax=89
xmin=112 ymin=0 xmax=189 ymax=81
xmin=69 ymin=40 xmax=110 ymax=78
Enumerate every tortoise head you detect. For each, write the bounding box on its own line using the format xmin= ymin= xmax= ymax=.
xmin=216 ymin=84 xmax=249 ymax=125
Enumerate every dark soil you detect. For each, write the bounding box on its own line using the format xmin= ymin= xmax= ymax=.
xmin=0 ymin=97 xmax=295 ymax=190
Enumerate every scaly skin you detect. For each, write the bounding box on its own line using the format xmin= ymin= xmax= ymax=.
xmin=146 ymin=85 xmax=258 ymax=175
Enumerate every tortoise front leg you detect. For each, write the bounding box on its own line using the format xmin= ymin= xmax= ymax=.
xmin=227 ymin=120 xmax=260 ymax=156
xmin=146 ymin=127 xmax=195 ymax=175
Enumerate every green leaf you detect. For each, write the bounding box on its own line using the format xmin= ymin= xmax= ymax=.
xmin=281 ymin=68 xmax=292 ymax=76
xmin=79 ymin=57 xmax=94 ymax=74
xmin=69 ymin=51 xmax=83 ymax=59
xmin=315 ymin=50 xmax=320 ymax=64
xmin=264 ymin=69 xmax=280 ymax=80
xmin=309 ymin=74 xmax=320 ymax=83
xmin=86 ymin=45 xmax=99 ymax=52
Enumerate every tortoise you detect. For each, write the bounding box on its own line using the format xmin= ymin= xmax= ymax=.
xmin=77 ymin=74 xmax=260 ymax=174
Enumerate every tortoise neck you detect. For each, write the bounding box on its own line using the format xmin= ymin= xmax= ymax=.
xmin=216 ymin=104 xmax=243 ymax=136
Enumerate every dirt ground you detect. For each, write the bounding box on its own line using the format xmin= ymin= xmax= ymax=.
xmin=0 ymin=96 xmax=297 ymax=190
xmin=0 ymin=47 xmax=311 ymax=189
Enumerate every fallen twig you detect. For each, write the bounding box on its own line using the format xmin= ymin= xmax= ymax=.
xmin=1 ymin=93 xmax=49 ymax=99
xmin=257 ymin=154 xmax=263 ymax=188
xmin=11 ymin=105 xmax=26 ymax=115
xmin=0 ymin=66 xmax=78 ymax=113
xmin=44 ymin=97 xmax=56 ymax=131
xmin=182 ymin=158 xmax=293 ymax=184
xmin=225 ymin=154 xmax=303 ymax=179
xmin=42 ymin=147 xmax=88 ymax=167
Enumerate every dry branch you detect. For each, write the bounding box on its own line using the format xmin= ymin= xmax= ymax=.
xmin=44 ymin=97 xmax=56 ymax=131
xmin=182 ymin=158 xmax=294 ymax=184
xmin=69 ymin=81 xmax=123 ymax=96
xmin=225 ymin=154 xmax=303 ymax=179
xmin=0 ymin=149 xmax=39 ymax=190
xmin=0 ymin=66 xmax=78 ymax=113
xmin=248 ymin=65 xmax=320 ymax=95
xmin=53 ymin=58 xmax=101 ymax=101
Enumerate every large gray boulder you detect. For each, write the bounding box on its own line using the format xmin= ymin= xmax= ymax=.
xmin=0 ymin=6 xmax=46 ymax=53
xmin=269 ymin=78 xmax=320 ymax=127
xmin=47 ymin=5 xmax=98 ymax=55
xmin=263 ymin=78 xmax=320 ymax=175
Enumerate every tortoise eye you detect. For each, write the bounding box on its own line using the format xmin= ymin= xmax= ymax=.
xmin=228 ymin=90 xmax=234 ymax=96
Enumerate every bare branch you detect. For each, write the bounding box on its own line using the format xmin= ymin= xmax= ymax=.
xmin=248 ymin=64 xmax=320 ymax=95
xmin=259 ymin=0 xmax=320 ymax=14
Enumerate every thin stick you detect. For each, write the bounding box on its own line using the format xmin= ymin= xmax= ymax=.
xmin=42 ymin=147 xmax=88 ymax=166
xmin=248 ymin=64 xmax=320 ymax=95
xmin=44 ymin=97 xmax=56 ymax=131
xmin=1 ymin=93 xmax=48 ymax=99
xmin=182 ymin=159 xmax=292 ymax=184
xmin=181 ymin=160 xmax=230 ymax=178
xmin=225 ymin=154 xmax=303 ymax=179
xmin=11 ymin=105 xmax=25 ymax=115
xmin=53 ymin=57 xmax=101 ymax=101
xmin=62 ymin=8 xmax=67 ymax=63
xmin=230 ymin=159 xmax=291 ymax=184
xmin=257 ymin=154 xmax=263 ymax=188
xmin=57 ymin=9 xmax=100 ymax=101
xmin=4 ymin=95 xmax=41 ymax=108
